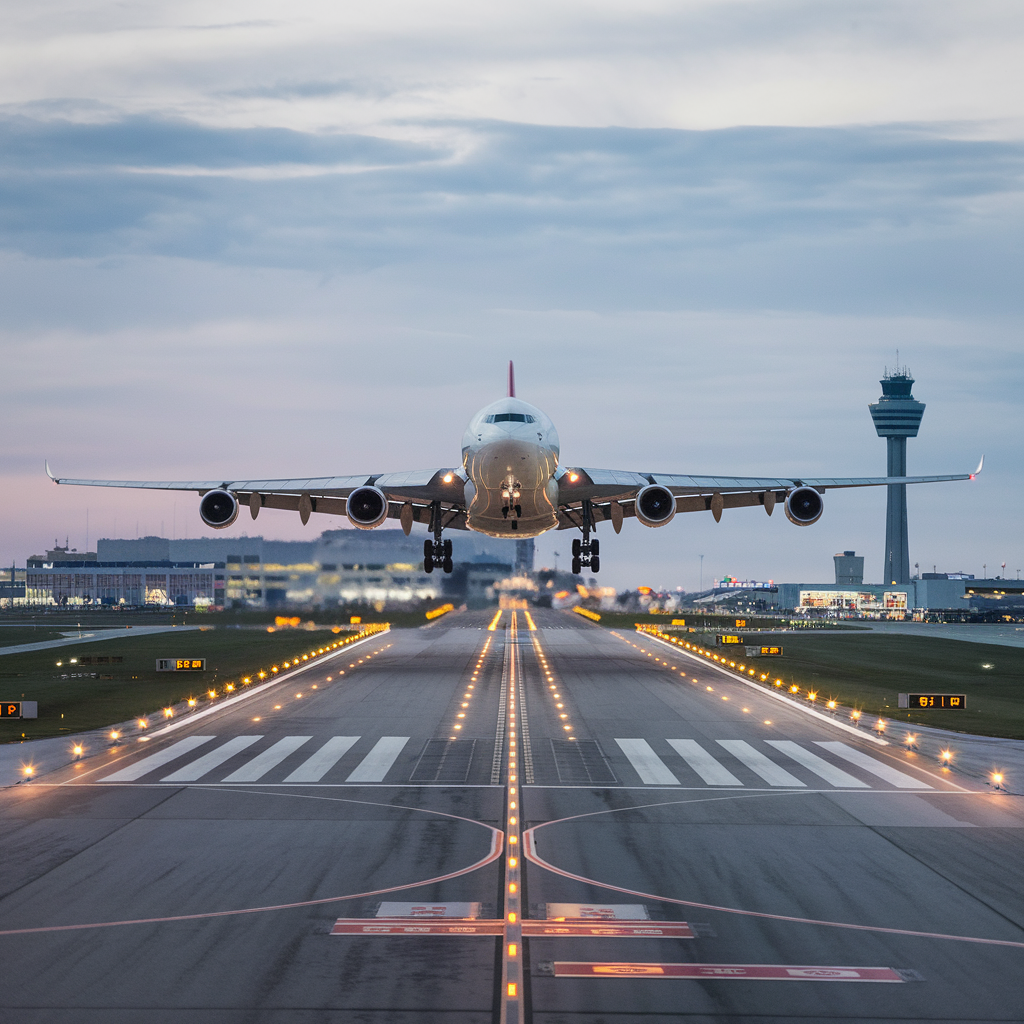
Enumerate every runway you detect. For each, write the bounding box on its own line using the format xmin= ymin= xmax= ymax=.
xmin=2 ymin=609 xmax=1023 ymax=1022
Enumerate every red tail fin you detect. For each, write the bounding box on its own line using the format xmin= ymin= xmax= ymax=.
xmin=508 ymin=360 xmax=516 ymax=398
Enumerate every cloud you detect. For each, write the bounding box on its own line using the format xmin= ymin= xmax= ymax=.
xmin=0 ymin=115 xmax=1021 ymax=317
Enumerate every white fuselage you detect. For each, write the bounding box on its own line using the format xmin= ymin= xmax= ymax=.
xmin=461 ymin=398 xmax=561 ymax=538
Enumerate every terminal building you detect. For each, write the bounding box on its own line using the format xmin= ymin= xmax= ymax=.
xmin=19 ymin=530 xmax=525 ymax=609
xmin=764 ymin=552 xmax=1022 ymax=616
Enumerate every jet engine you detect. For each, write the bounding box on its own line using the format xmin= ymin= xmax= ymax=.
xmin=199 ymin=489 xmax=239 ymax=529
xmin=784 ymin=486 xmax=824 ymax=526
xmin=634 ymin=484 xmax=676 ymax=527
xmin=346 ymin=485 xmax=390 ymax=530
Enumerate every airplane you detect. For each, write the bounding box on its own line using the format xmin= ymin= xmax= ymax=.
xmin=46 ymin=362 xmax=981 ymax=576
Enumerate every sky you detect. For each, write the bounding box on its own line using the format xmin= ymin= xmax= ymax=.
xmin=1 ymin=0 xmax=1022 ymax=591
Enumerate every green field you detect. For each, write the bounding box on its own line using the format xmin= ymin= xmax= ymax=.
xmin=0 ymin=627 xmax=381 ymax=743
xmin=673 ymin=631 xmax=1024 ymax=740
xmin=0 ymin=627 xmax=76 ymax=647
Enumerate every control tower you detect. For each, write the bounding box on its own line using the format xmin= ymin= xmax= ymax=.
xmin=869 ymin=362 xmax=925 ymax=585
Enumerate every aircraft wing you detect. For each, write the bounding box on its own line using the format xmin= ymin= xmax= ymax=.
xmin=44 ymin=463 xmax=470 ymax=530
xmin=556 ymin=458 xmax=982 ymax=529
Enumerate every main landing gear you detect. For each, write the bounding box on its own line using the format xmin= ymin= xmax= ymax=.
xmin=502 ymin=478 xmax=522 ymax=531
xmin=424 ymin=501 xmax=454 ymax=574
xmin=424 ymin=538 xmax=453 ymax=574
xmin=571 ymin=499 xmax=600 ymax=575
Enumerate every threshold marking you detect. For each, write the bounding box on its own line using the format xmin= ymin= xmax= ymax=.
xmin=615 ymin=739 xmax=680 ymax=785
xmin=283 ymin=736 xmax=360 ymax=782
xmin=346 ymin=736 xmax=409 ymax=783
xmin=550 ymin=962 xmax=905 ymax=982
xmin=160 ymin=736 xmax=261 ymax=782
xmin=100 ymin=735 xmax=215 ymax=782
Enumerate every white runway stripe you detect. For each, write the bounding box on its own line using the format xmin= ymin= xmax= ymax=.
xmin=815 ymin=741 xmax=932 ymax=789
xmin=283 ymin=736 xmax=361 ymax=783
xmin=717 ymin=740 xmax=805 ymax=787
xmin=221 ymin=736 xmax=312 ymax=782
xmin=666 ymin=739 xmax=743 ymax=786
xmin=767 ymin=740 xmax=869 ymax=788
xmin=101 ymin=736 xmax=215 ymax=782
xmin=346 ymin=736 xmax=409 ymax=783
xmin=161 ymin=736 xmax=262 ymax=782
xmin=615 ymin=738 xmax=680 ymax=785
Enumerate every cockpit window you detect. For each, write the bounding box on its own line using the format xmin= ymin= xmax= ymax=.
xmin=486 ymin=413 xmax=535 ymax=423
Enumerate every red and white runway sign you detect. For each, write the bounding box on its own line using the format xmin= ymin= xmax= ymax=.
xmin=331 ymin=919 xmax=504 ymax=936
xmin=524 ymin=921 xmax=693 ymax=939
xmin=552 ymin=962 xmax=905 ymax=982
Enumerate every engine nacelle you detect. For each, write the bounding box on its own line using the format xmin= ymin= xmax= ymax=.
xmin=346 ymin=485 xmax=390 ymax=530
xmin=784 ymin=486 xmax=824 ymax=526
xmin=199 ymin=489 xmax=239 ymax=529
xmin=635 ymin=484 xmax=676 ymax=528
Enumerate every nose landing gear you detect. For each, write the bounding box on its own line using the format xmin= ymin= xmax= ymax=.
xmin=570 ymin=500 xmax=600 ymax=574
xmin=502 ymin=479 xmax=523 ymax=531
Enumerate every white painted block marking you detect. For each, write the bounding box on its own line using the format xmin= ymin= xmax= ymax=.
xmin=717 ymin=740 xmax=805 ymax=787
xmin=767 ymin=740 xmax=869 ymax=788
xmin=615 ymin=739 xmax=680 ymax=785
xmin=346 ymin=736 xmax=409 ymax=783
xmin=221 ymin=736 xmax=312 ymax=782
xmin=284 ymin=736 xmax=361 ymax=783
xmin=815 ymin=742 xmax=932 ymax=789
xmin=101 ymin=736 xmax=216 ymax=782
xmin=667 ymin=739 xmax=743 ymax=786
xmin=161 ymin=736 xmax=262 ymax=782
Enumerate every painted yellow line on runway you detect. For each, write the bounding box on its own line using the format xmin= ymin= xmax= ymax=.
xmin=501 ymin=611 xmax=526 ymax=1024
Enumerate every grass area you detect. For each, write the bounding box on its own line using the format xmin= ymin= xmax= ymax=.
xmin=655 ymin=629 xmax=1024 ymax=740
xmin=0 ymin=627 xmax=379 ymax=743
xmin=0 ymin=601 xmax=449 ymax=631
xmin=0 ymin=627 xmax=74 ymax=647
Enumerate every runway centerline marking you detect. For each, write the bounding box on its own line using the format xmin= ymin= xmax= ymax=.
xmin=501 ymin=611 xmax=526 ymax=1024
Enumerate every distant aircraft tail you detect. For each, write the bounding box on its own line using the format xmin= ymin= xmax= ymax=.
xmin=508 ymin=360 xmax=516 ymax=398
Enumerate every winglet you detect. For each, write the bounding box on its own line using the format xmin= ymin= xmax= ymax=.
xmin=971 ymin=455 xmax=984 ymax=479
xmin=44 ymin=460 xmax=59 ymax=483
xmin=508 ymin=360 xmax=515 ymax=398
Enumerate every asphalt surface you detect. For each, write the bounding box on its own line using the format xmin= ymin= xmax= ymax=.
xmin=1 ymin=609 xmax=1023 ymax=1023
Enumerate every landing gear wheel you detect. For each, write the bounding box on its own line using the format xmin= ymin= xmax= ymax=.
xmin=590 ymin=555 xmax=600 ymax=573
xmin=590 ymin=539 xmax=599 ymax=557
xmin=571 ymin=556 xmax=582 ymax=575
xmin=511 ymin=520 xmax=518 ymax=530
xmin=571 ymin=538 xmax=581 ymax=558
xmin=443 ymin=538 xmax=452 ymax=557
xmin=424 ymin=559 xmax=433 ymax=574
xmin=424 ymin=539 xmax=433 ymax=560
xmin=442 ymin=557 xmax=453 ymax=574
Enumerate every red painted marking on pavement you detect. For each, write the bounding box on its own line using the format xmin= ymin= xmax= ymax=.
xmin=553 ymin=962 xmax=904 ymax=982
xmin=522 ymin=823 xmax=1024 ymax=951
xmin=331 ymin=919 xmax=504 ymax=936
xmin=523 ymin=921 xmax=693 ymax=938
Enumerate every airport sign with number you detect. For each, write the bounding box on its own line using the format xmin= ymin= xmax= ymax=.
xmin=905 ymin=693 xmax=966 ymax=709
